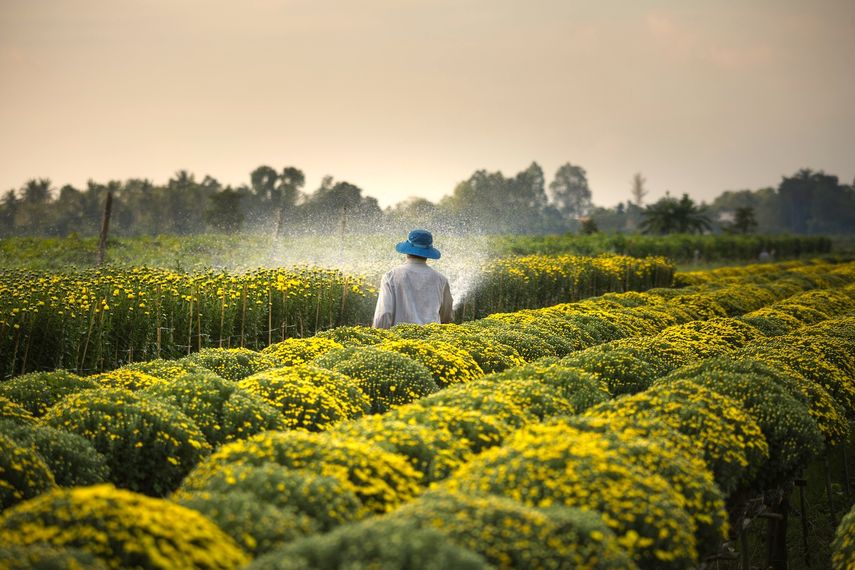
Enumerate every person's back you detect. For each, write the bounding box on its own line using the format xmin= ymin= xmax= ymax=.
xmin=372 ymin=230 xmax=453 ymax=329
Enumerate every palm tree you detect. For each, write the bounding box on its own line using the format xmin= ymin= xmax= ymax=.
xmin=640 ymin=193 xmax=711 ymax=235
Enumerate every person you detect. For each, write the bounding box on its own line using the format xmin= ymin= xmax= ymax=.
xmin=372 ymin=229 xmax=454 ymax=329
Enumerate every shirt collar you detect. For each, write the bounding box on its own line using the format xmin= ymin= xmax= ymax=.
xmin=405 ymin=257 xmax=428 ymax=265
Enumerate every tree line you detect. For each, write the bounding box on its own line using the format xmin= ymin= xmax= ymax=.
xmin=1 ymin=164 xmax=852 ymax=237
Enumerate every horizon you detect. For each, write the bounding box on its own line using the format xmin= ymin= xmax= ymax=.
xmin=2 ymin=1 xmax=854 ymax=210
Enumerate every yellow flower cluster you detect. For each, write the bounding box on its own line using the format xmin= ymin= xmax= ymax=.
xmin=88 ymin=368 xmax=167 ymax=391
xmin=0 ymin=370 xmax=95 ymax=418
xmin=832 ymin=502 xmax=855 ymax=570
xmin=375 ymin=339 xmax=484 ymax=387
xmin=0 ymin=433 xmax=56 ymax=510
xmin=261 ymin=337 xmax=344 ymax=366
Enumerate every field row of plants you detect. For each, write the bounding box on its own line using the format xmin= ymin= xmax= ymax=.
xmin=492 ymin=233 xmax=834 ymax=262
xmin=0 ymin=254 xmax=674 ymax=379
xmin=0 ymin=233 xmax=833 ymax=272
xmin=0 ymin=258 xmax=853 ymax=568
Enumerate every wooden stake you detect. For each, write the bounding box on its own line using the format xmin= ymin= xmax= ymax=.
xmin=97 ymin=191 xmax=113 ymax=266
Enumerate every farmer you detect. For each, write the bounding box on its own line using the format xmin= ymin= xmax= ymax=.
xmin=372 ymin=229 xmax=454 ymax=329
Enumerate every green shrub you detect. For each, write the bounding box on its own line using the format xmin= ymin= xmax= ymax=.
xmin=315 ymin=347 xmax=438 ymax=413
xmin=180 ymin=430 xmax=422 ymax=514
xmin=180 ymin=347 xmax=282 ymax=381
xmin=388 ymin=404 xmax=516 ymax=455
xmin=419 ymin=385 xmax=532 ymax=428
xmin=0 ymin=484 xmax=249 ymax=569
xmin=740 ymin=308 xmax=804 ymax=336
xmin=376 ymin=339 xmax=484 ymax=387
xmin=0 ymin=544 xmax=108 ymax=570
xmin=462 ymin=322 xmax=556 ymax=361
xmin=248 ymin=516 xmax=489 ymax=570
xmin=175 ymin=490 xmax=316 ymax=556
xmin=490 ymin=362 xmax=610 ymax=413
xmin=175 ymin=462 xmax=365 ymax=531
xmin=832 ymin=502 xmax=855 ymax=570
xmin=144 ymin=372 xmax=286 ymax=446
xmin=335 ymin=416 xmax=472 ymax=483
xmin=121 ymin=358 xmax=211 ymax=380
xmin=0 ymin=433 xmax=55 ymax=510
xmin=261 ymin=337 xmax=344 ymax=365
xmin=238 ymin=365 xmax=368 ymax=431
xmin=421 ymin=330 xmax=526 ymax=374
xmin=0 ymin=396 xmax=36 ymax=425
xmin=42 ymin=388 xmax=211 ymax=496
xmin=89 ymin=368 xmax=168 ymax=391
xmin=0 ymin=419 xmax=108 ymax=487
xmin=315 ymin=325 xmax=394 ymax=346
xmin=447 ymin=422 xmax=698 ymax=570
xmin=391 ymin=489 xmax=635 ymax=570
xmin=0 ymin=371 xmax=96 ymax=418
xmin=560 ymin=346 xmax=660 ymax=396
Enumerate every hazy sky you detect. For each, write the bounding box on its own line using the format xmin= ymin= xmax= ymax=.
xmin=2 ymin=0 xmax=854 ymax=208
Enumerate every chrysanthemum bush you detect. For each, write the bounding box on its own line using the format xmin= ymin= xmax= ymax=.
xmin=461 ymin=321 xmax=559 ymax=361
xmin=314 ymin=346 xmax=438 ymax=413
xmin=587 ymin=379 xmax=769 ymax=495
xmin=237 ymin=365 xmax=369 ymax=431
xmin=400 ymin=325 xmax=527 ymax=373
xmin=175 ymin=490 xmax=316 ymax=556
xmin=261 ymin=336 xmax=344 ymax=365
xmin=832 ymin=502 xmax=855 ymax=570
xmin=41 ymin=388 xmax=211 ymax=496
xmin=562 ymin=416 xmax=728 ymax=558
xmin=559 ymin=345 xmax=662 ymax=396
xmin=0 ymin=432 xmax=55 ymax=510
xmin=175 ymin=461 xmax=365 ymax=531
xmin=315 ymin=325 xmax=393 ymax=346
xmin=180 ymin=347 xmax=282 ymax=381
xmin=0 ymin=419 xmax=108 ymax=487
xmin=388 ymin=403 xmax=517 ymax=455
xmin=446 ymin=422 xmax=699 ymax=570
xmin=0 ymin=370 xmax=97 ymax=418
xmin=488 ymin=361 xmax=610 ymax=413
xmin=390 ymin=488 xmax=636 ymax=570
xmin=180 ymin=430 xmax=422 ymax=514
xmin=248 ymin=516 xmax=490 ymax=570
xmin=740 ymin=307 xmax=805 ymax=336
xmin=121 ymin=358 xmax=210 ymax=380
xmin=144 ymin=371 xmax=287 ymax=446
xmin=375 ymin=338 xmax=484 ymax=387
xmin=427 ymin=377 xmax=573 ymax=422
xmin=335 ymin=415 xmax=471 ymax=483
xmin=89 ymin=368 xmax=168 ymax=392
xmin=0 ymin=395 xmax=37 ymax=425
xmin=0 ymin=484 xmax=249 ymax=569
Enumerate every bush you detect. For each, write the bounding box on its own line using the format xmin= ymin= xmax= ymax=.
xmin=144 ymin=372 xmax=287 ymax=446
xmin=0 ymin=371 xmax=97 ymax=418
xmin=335 ymin=416 xmax=472 ymax=483
xmin=832 ymin=502 xmax=855 ymax=570
xmin=248 ymin=516 xmax=489 ymax=570
xmin=0 ymin=544 xmax=108 ymax=570
xmin=315 ymin=347 xmax=438 ymax=413
xmin=447 ymin=422 xmax=698 ymax=570
xmin=490 ymin=362 xmax=610 ymax=413
xmin=658 ymin=370 xmax=823 ymax=487
xmin=560 ymin=346 xmax=660 ymax=396
xmin=175 ymin=462 xmax=365 ymax=531
xmin=462 ymin=322 xmax=556 ymax=361
xmin=175 ymin=490 xmax=316 ymax=556
xmin=421 ymin=330 xmax=526 ymax=374
xmin=180 ymin=347 xmax=282 ymax=381
xmin=391 ymin=489 xmax=636 ymax=570
xmin=419 ymin=385 xmax=532 ymax=428
xmin=88 ymin=368 xmax=168 ymax=391
xmin=42 ymin=388 xmax=211 ymax=496
xmin=376 ymin=339 xmax=484 ymax=387
xmin=315 ymin=325 xmax=394 ymax=346
xmin=121 ymin=358 xmax=211 ymax=380
xmin=0 ymin=419 xmax=108 ymax=487
xmin=261 ymin=337 xmax=344 ymax=365
xmin=389 ymin=403 xmax=517 ymax=455
xmin=238 ymin=365 xmax=368 ymax=431
xmin=0 ymin=484 xmax=249 ymax=569
xmin=740 ymin=308 xmax=804 ymax=336
xmin=588 ymin=380 xmax=769 ymax=495
xmin=180 ymin=430 xmax=422 ymax=514
xmin=0 ymin=433 xmax=55 ymax=510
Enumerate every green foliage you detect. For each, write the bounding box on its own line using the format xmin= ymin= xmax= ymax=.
xmin=0 ymin=371 xmax=97 ymax=417
xmin=640 ymin=193 xmax=712 ymax=235
xmin=0 ymin=484 xmax=249 ymax=569
xmin=559 ymin=345 xmax=660 ymax=396
xmin=315 ymin=325 xmax=394 ymax=346
xmin=248 ymin=516 xmax=490 ymax=570
xmin=0 ymin=419 xmax=108 ymax=487
xmin=388 ymin=404 xmax=516 ymax=455
xmin=315 ymin=347 xmax=439 ymax=413
xmin=490 ymin=362 xmax=611 ymax=413
xmin=41 ymin=388 xmax=211 ymax=496
xmin=0 ymin=544 xmax=109 ymax=570
xmin=0 ymin=396 xmax=37 ymax=425
xmin=832 ymin=502 xmax=855 ymax=570
xmin=0 ymin=433 xmax=55 ymax=510
xmin=180 ymin=348 xmax=282 ymax=381
xmin=175 ymin=462 xmax=365 ymax=531
xmin=391 ymin=489 xmax=635 ymax=570
xmin=375 ymin=338 xmax=484 ymax=387
xmin=144 ymin=371 xmax=287 ymax=446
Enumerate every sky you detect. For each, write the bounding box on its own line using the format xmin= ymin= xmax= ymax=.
xmin=1 ymin=0 xmax=854 ymax=209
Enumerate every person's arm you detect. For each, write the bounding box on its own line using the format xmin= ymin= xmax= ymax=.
xmin=439 ymin=281 xmax=453 ymax=324
xmin=372 ymin=273 xmax=395 ymax=329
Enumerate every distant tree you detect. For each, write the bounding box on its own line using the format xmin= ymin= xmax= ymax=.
xmin=300 ymin=178 xmax=381 ymax=233
xmin=205 ymin=188 xmax=244 ymax=233
xmin=274 ymin=167 xmax=305 ymax=236
xmin=728 ymin=206 xmax=758 ymax=234
xmin=640 ymin=193 xmax=711 ymax=235
xmin=580 ymin=217 xmax=599 ymax=235
xmin=548 ymin=163 xmax=592 ymax=219
xmin=631 ymin=172 xmax=648 ymax=207
xmin=16 ymin=178 xmax=53 ymax=233
xmin=0 ymin=190 xmax=19 ymax=236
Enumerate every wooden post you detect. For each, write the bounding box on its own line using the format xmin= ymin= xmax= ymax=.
xmin=97 ymin=191 xmax=113 ymax=265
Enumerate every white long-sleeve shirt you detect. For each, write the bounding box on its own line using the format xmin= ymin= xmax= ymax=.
xmin=372 ymin=257 xmax=454 ymax=329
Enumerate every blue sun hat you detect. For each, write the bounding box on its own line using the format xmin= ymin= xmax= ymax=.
xmin=395 ymin=229 xmax=441 ymax=260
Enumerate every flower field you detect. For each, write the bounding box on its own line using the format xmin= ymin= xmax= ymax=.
xmin=1 ymin=258 xmax=855 ymax=569
xmin=0 ymin=254 xmax=673 ymax=379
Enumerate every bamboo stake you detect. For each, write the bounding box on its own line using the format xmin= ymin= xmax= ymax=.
xmin=97 ymin=191 xmax=113 ymax=266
